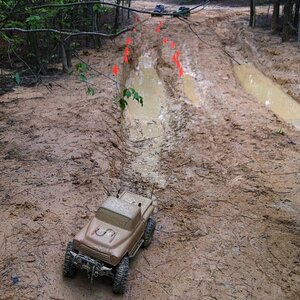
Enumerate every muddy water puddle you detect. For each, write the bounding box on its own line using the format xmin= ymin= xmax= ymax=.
xmin=234 ymin=64 xmax=300 ymax=129
xmin=126 ymin=54 xmax=168 ymax=187
xmin=183 ymin=74 xmax=199 ymax=105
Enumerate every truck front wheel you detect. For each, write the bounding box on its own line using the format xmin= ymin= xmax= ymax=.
xmin=113 ymin=256 xmax=129 ymax=294
xmin=63 ymin=241 xmax=77 ymax=278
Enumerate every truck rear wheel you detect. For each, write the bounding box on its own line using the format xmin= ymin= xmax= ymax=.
xmin=112 ymin=256 xmax=129 ymax=294
xmin=63 ymin=241 xmax=77 ymax=278
xmin=142 ymin=217 xmax=156 ymax=248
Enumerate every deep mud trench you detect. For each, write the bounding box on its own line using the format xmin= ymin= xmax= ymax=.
xmin=1 ymin=4 xmax=300 ymax=300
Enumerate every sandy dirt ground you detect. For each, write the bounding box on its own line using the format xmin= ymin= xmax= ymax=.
xmin=1 ymin=2 xmax=300 ymax=300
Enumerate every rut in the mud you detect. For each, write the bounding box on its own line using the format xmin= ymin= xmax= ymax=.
xmin=234 ymin=63 xmax=300 ymax=129
xmin=125 ymin=51 xmax=169 ymax=189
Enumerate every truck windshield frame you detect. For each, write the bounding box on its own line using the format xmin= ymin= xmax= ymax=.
xmin=96 ymin=207 xmax=133 ymax=230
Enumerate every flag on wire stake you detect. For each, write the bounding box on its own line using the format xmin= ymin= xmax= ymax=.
xmin=112 ymin=64 xmax=119 ymax=76
xmin=179 ymin=67 xmax=184 ymax=77
xmin=126 ymin=37 xmax=132 ymax=45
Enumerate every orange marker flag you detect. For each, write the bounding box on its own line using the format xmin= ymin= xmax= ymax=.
xmin=112 ymin=64 xmax=119 ymax=76
xmin=155 ymin=27 xmax=161 ymax=33
xmin=176 ymin=60 xmax=181 ymax=69
xmin=171 ymin=41 xmax=176 ymax=49
xmin=179 ymin=67 xmax=184 ymax=77
xmin=123 ymin=54 xmax=128 ymax=63
xmin=124 ymin=47 xmax=130 ymax=56
xmin=163 ymin=37 xmax=168 ymax=44
xmin=126 ymin=37 xmax=132 ymax=45
xmin=172 ymin=53 xmax=177 ymax=62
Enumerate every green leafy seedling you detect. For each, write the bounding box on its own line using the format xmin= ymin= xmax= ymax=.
xmin=79 ymin=73 xmax=87 ymax=82
xmin=75 ymin=63 xmax=88 ymax=73
xmin=273 ymin=128 xmax=284 ymax=135
xmin=87 ymin=87 xmax=95 ymax=96
xmin=118 ymin=87 xmax=143 ymax=111
xmin=119 ymin=98 xmax=128 ymax=111
xmin=13 ymin=72 xmax=21 ymax=85
xmin=75 ymin=63 xmax=96 ymax=96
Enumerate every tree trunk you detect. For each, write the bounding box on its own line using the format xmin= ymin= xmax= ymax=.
xmin=61 ymin=42 xmax=72 ymax=73
xmin=294 ymin=0 xmax=300 ymax=29
xmin=128 ymin=0 xmax=131 ymax=19
xmin=249 ymin=0 xmax=256 ymax=28
xmin=282 ymin=0 xmax=294 ymax=42
xmin=28 ymin=32 xmax=46 ymax=74
xmin=66 ymin=42 xmax=72 ymax=70
xmin=298 ymin=17 xmax=300 ymax=44
xmin=272 ymin=0 xmax=280 ymax=32
xmin=96 ymin=12 xmax=102 ymax=48
xmin=114 ymin=0 xmax=121 ymax=30
xmin=121 ymin=0 xmax=124 ymax=23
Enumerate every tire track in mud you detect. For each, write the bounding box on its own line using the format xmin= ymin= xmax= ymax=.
xmin=119 ymin=16 xmax=198 ymax=194
xmin=118 ymin=21 xmax=177 ymax=194
xmin=123 ymin=50 xmax=169 ymax=189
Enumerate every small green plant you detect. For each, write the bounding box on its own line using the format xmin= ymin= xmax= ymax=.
xmin=13 ymin=72 xmax=21 ymax=85
xmin=76 ymin=62 xmax=88 ymax=74
xmin=103 ymin=24 xmax=112 ymax=31
xmin=25 ymin=15 xmax=42 ymax=29
xmin=93 ymin=4 xmax=112 ymax=14
xmin=273 ymin=128 xmax=285 ymax=135
xmin=119 ymin=88 xmax=143 ymax=111
xmin=75 ymin=62 xmax=95 ymax=96
xmin=87 ymin=86 xmax=95 ymax=96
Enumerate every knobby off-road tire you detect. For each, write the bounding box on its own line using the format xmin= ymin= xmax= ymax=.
xmin=63 ymin=241 xmax=77 ymax=278
xmin=112 ymin=256 xmax=129 ymax=294
xmin=142 ymin=217 xmax=156 ymax=248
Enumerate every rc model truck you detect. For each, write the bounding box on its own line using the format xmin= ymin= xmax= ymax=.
xmin=173 ymin=7 xmax=191 ymax=17
xmin=63 ymin=191 xmax=156 ymax=294
xmin=151 ymin=4 xmax=165 ymax=16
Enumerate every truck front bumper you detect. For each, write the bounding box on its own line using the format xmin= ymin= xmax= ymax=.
xmin=70 ymin=251 xmax=114 ymax=278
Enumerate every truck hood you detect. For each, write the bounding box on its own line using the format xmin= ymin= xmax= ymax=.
xmin=74 ymin=217 xmax=130 ymax=251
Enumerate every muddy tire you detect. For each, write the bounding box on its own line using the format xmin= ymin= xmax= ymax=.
xmin=142 ymin=217 xmax=156 ymax=248
xmin=112 ymin=256 xmax=129 ymax=294
xmin=63 ymin=241 xmax=77 ymax=278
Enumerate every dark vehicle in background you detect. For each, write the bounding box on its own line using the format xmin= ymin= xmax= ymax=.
xmin=151 ymin=4 xmax=165 ymax=16
xmin=173 ymin=6 xmax=191 ymax=17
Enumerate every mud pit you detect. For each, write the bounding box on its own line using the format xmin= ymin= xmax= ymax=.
xmin=1 ymin=3 xmax=300 ymax=300
xmin=126 ymin=52 xmax=168 ymax=188
xmin=234 ymin=63 xmax=300 ymax=129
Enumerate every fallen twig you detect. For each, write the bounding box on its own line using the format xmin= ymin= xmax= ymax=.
xmin=142 ymin=253 xmax=150 ymax=266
